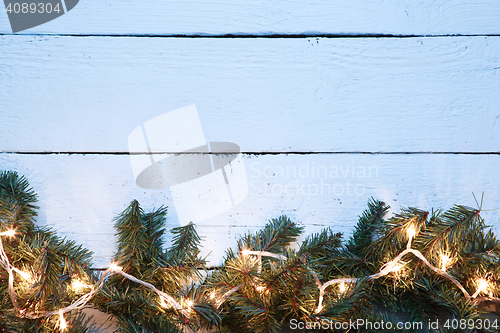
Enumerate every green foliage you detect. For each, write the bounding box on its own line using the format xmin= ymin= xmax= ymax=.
xmin=93 ymin=200 xmax=220 ymax=332
xmin=0 ymin=171 xmax=93 ymax=333
xmin=2 ymin=171 xmax=499 ymax=333
xmin=206 ymin=199 xmax=500 ymax=333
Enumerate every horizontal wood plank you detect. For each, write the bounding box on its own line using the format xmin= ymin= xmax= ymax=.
xmin=1 ymin=36 xmax=499 ymax=153
xmin=1 ymin=0 xmax=500 ymax=35
xmin=1 ymin=153 xmax=498 ymax=267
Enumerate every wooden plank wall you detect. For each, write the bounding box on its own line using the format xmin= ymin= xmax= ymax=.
xmin=1 ymin=1 xmax=499 ymax=268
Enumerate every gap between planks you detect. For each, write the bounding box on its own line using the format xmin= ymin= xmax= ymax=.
xmin=1 ymin=33 xmax=500 ymax=38
xmin=1 ymin=151 xmax=499 ymax=156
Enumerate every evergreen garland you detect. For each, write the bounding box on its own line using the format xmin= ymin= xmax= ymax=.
xmin=0 ymin=171 xmax=93 ymax=332
xmin=0 ymin=170 xmax=499 ymax=333
xmin=92 ymin=200 xmax=220 ymax=333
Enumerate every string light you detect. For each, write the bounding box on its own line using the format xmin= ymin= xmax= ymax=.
xmin=13 ymin=267 xmax=33 ymax=282
xmin=440 ymin=254 xmax=450 ymax=272
xmin=0 ymin=226 xmax=498 ymax=330
xmin=241 ymin=230 xmax=500 ymax=315
xmin=390 ymin=263 xmax=404 ymax=273
xmin=186 ymin=299 xmax=194 ymax=312
xmin=71 ymin=279 xmax=91 ymax=293
xmin=58 ymin=310 xmax=67 ymax=331
xmin=256 ymin=285 xmax=267 ymax=294
xmin=477 ymin=278 xmax=489 ymax=294
xmin=406 ymin=225 xmax=416 ymax=249
xmin=407 ymin=225 xmax=416 ymax=239
xmin=108 ymin=262 xmax=122 ymax=272
xmin=0 ymin=229 xmax=16 ymax=237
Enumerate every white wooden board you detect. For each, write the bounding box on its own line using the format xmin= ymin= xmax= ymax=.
xmin=1 ymin=36 xmax=499 ymax=153
xmin=1 ymin=0 xmax=500 ymax=36
xmin=1 ymin=153 xmax=498 ymax=267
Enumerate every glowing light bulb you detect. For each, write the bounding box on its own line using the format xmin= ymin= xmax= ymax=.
xmin=71 ymin=279 xmax=90 ymax=292
xmin=19 ymin=271 xmax=31 ymax=280
xmin=108 ymin=262 xmax=122 ymax=272
xmin=242 ymin=249 xmax=251 ymax=256
xmin=391 ymin=263 xmax=404 ymax=273
xmin=407 ymin=225 xmax=416 ymax=239
xmin=186 ymin=299 xmax=194 ymax=311
xmin=1 ymin=229 xmax=16 ymax=237
xmin=256 ymin=285 xmax=267 ymax=294
xmin=440 ymin=254 xmax=450 ymax=272
xmin=58 ymin=310 xmax=67 ymax=331
xmin=209 ymin=291 xmax=216 ymax=300
xmin=339 ymin=282 xmax=347 ymax=293
xmin=13 ymin=268 xmax=33 ymax=282
xmin=477 ymin=278 xmax=489 ymax=294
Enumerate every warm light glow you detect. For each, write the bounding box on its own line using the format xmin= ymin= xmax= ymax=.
xmin=19 ymin=271 xmax=31 ymax=280
xmin=13 ymin=268 xmax=33 ymax=282
xmin=256 ymin=285 xmax=267 ymax=294
xmin=440 ymin=254 xmax=450 ymax=272
xmin=71 ymin=279 xmax=90 ymax=292
xmin=0 ymin=229 xmax=16 ymax=237
xmin=391 ymin=263 xmax=404 ymax=273
xmin=477 ymin=278 xmax=489 ymax=294
xmin=108 ymin=262 xmax=122 ymax=272
xmin=242 ymin=249 xmax=251 ymax=256
xmin=407 ymin=225 xmax=416 ymax=239
xmin=58 ymin=310 xmax=67 ymax=331
xmin=186 ymin=299 xmax=194 ymax=311
xmin=339 ymin=282 xmax=347 ymax=293
xmin=209 ymin=291 xmax=216 ymax=300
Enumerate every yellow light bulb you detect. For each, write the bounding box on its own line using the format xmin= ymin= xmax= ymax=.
xmin=58 ymin=310 xmax=67 ymax=331
xmin=186 ymin=299 xmax=194 ymax=311
xmin=392 ymin=263 xmax=403 ymax=272
xmin=256 ymin=285 xmax=267 ymax=294
xmin=71 ymin=279 xmax=90 ymax=292
xmin=209 ymin=291 xmax=216 ymax=300
xmin=108 ymin=262 xmax=122 ymax=272
xmin=339 ymin=282 xmax=347 ymax=293
xmin=1 ymin=229 xmax=16 ymax=237
xmin=14 ymin=268 xmax=33 ymax=282
xmin=477 ymin=278 xmax=489 ymax=294
xmin=440 ymin=254 xmax=450 ymax=272
xmin=407 ymin=225 xmax=416 ymax=239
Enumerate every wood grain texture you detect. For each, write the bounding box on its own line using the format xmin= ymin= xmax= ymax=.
xmin=1 ymin=0 xmax=500 ymax=35
xmin=1 ymin=153 xmax=498 ymax=267
xmin=1 ymin=36 xmax=499 ymax=153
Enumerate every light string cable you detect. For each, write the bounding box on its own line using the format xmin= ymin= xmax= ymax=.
xmin=0 ymin=229 xmax=189 ymax=330
xmin=2 ymin=225 xmax=500 ymax=328
xmin=236 ymin=225 xmax=500 ymax=314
